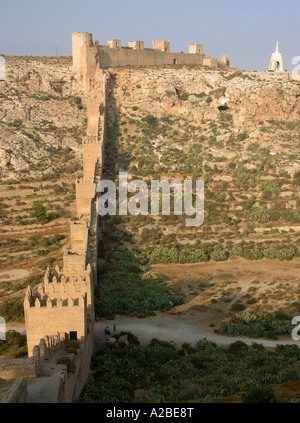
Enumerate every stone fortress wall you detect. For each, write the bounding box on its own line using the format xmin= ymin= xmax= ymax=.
xmin=0 ymin=35 xmax=108 ymax=402
xmin=72 ymin=32 xmax=232 ymax=89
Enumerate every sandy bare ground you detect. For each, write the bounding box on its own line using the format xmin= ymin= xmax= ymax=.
xmin=152 ymin=257 xmax=300 ymax=290
xmin=0 ymin=269 xmax=30 ymax=281
xmin=152 ymin=257 xmax=300 ymax=315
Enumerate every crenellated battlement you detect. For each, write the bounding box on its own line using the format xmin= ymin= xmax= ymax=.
xmin=83 ymin=138 xmax=102 ymax=145
xmin=37 ymin=264 xmax=92 ymax=299
xmin=24 ymin=287 xmax=88 ymax=357
xmin=24 ymin=290 xmax=86 ymax=310
xmin=24 ymin=247 xmax=94 ymax=358
xmin=32 ymin=332 xmax=67 ymax=363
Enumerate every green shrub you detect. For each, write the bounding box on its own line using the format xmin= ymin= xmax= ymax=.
xmin=64 ymin=340 xmax=80 ymax=354
xmin=210 ymin=246 xmax=228 ymax=262
xmin=260 ymin=181 xmax=281 ymax=194
xmin=226 ymin=70 xmax=243 ymax=80
xmin=143 ymin=114 xmax=159 ymax=127
xmin=147 ymin=247 xmax=179 ymax=264
xmin=217 ymin=311 xmax=293 ymax=338
xmin=32 ymin=201 xmax=48 ymax=223
xmin=95 ymin=248 xmax=183 ymax=317
xmin=244 ymin=205 xmax=270 ymax=223
xmin=227 ymin=341 xmax=249 ymax=355
xmin=275 ymin=311 xmax=290 ymax=321
xmin=80 ymin=335 xmax=296 ymax=403
xmin=246 ymin=298 xmax=257 ymax=305
xmin=0 ymin=330 xmax=27 ymax=358
xmin=179 ymin=249 xmax=209 ymax=263
xmin=237 ymin=132 xmax=249 ymax=141
xmin=178 ymin=92 xmax=189 ymax=101
xmin=0 ymin=299 xmax=24 ymax=322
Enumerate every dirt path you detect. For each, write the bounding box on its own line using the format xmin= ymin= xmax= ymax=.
xmin=95 ymin=312 xmax=298 ymax=349
xmin=6 ymin=313 xmax=299 ymax=349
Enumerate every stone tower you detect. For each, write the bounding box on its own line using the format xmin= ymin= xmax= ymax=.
xmin=152 ymin=40 xmax=170 ymax=52
xmin=72 ymin=32 xmax=93 ymax=73
xmin=189 ymin=44 xmax=204 ymax=55
xmin=269 ymin=42 xmax=284 ymax=72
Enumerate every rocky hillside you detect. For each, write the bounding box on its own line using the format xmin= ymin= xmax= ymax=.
xmin=0 ymin=57 xmax=88 ymax=307
xmin=0 ymin=56 xmax=87 ymax=179
xmin=106 ymin=66 xmax=299 ymax=141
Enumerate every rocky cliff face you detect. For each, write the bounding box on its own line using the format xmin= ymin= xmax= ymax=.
xmin=106 ymin=67 xmax=299 ymax=131
xmin=0 ymin=57 xmax=87 ymax=179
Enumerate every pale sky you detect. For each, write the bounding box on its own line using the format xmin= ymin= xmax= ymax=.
xmin=0 ymin=0 xmax=299 ymax=71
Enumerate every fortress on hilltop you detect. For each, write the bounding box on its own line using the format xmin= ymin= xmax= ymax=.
xmin=72 ymin=32 xmax=232 ymax=88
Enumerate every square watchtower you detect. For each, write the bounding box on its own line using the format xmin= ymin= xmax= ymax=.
xmin=189 ymin=44 xmax=204 ymax=55
xmin=152 ymin=40 xmax=170 ymax=53
xmin=108 ymin=39 xmax=122 ymax=49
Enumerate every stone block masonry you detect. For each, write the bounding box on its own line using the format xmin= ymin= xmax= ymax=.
xmin=82 ymin=142 xmax=103 ymax=178
xmin=152 ymin=40 xmax=170 ymax=52
xmin=189 ymin=44 xmax=204 ymax=55
xmin=128 ymin=41 xmax=145 ymax=50
xmin=72 ymin=32 xmax=94 ymax=74
xmin=24 ymin=287 xmax=88 ymax=358
xmin=76 ymin=178 xmax=97 ymax=215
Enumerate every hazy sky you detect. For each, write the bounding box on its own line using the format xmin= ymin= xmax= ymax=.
xmin=0 ymin=0 xmax=299 ymax=71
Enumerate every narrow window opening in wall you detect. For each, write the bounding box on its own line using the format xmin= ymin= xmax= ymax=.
xmin=275 ymin=61 xmax=280 ymax=70
xmin=173 ymin=59 xmax=178 ymax=65
xmin=70 ymin=331 xmax=78 ymax=341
